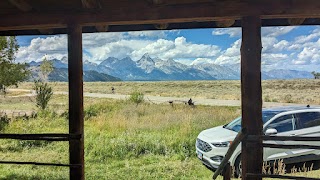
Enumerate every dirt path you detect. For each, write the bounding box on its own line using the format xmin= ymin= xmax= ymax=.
xmin=7 ymin=88 xmax=309 ymax=108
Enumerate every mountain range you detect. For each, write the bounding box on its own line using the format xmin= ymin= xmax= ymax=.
xmin=27 ymin=54 xmax=314 ymax=81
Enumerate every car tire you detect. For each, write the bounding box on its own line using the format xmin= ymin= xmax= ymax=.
xmin=234 ymin=155 xmax=241 ymax=178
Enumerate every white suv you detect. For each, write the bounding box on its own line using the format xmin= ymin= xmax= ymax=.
xmin=196 ymin=106 xmax=320 ymax=177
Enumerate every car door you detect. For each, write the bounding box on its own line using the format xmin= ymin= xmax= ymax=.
xmin=290 ymin=112 xmax=320 ymax=159
xmin=263 ymin=114 xmax=296 ymax=161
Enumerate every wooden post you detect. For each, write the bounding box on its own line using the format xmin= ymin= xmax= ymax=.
xmin=223 ymin=162 xmax=231 ymax=180
xmin=241 ymin=16 xmax=263 ymax=180
xmin=68 ymin=24 xmax=84 ymax=180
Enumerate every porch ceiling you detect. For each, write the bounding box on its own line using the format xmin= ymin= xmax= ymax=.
xmin=1 ymin=0 xmax=320 ymax=35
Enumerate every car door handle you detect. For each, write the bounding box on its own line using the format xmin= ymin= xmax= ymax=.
xmin=290 ymin=134 xmax=296 ymax=136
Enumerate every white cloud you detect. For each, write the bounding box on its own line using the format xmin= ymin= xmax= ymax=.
xmin=191 ymin=58 xmax=214 ymax=65
xmin=262 ymin=27 xmax=296 ymax=37
xmin=86 ymin=39 xmax=152 ymax=61
xmin=16 ymin=35 xmax=67 ymax=62
xmin=215 ymin=39 xmax=241 ymax=65
xmin=132 ymin=36 xmax=221 ymax=60
xmin=294 ymin=27 xmax=320 ymax=44
xmin=17 ymin=32 xmax=222 ymax=64
xmin=212 ymin=28 xmax=241 ymax=37
xmin=212 ymin=26 xmax=296 ymax=39
xmin=126 ymin=31 xmax=166 ymax=38
xmin=83 ymin=32 xmax=123 ymax=47
xmin=15 ymin=27 xmax=320 ymax=72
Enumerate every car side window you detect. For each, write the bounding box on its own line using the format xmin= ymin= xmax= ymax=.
xmin=267 ymin=114 xmax=294 ymax=133
xmin=296 ymin=112 xmax=320 ymax=129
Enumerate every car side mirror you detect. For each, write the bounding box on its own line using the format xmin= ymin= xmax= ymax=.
xmin=265 ymin=128 xmax=278 ymax=135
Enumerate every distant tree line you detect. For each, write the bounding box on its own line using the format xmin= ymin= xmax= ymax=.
xmin=311 ymin=71 xmax=320 ymax=79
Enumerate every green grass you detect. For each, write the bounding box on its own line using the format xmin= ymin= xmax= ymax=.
xmin=0 ymin=99 xmax=238 ymax=179
xmin=2 ymin=79 xmax=320 ymax=179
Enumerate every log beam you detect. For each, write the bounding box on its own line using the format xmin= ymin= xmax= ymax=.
xmin=2 ymin=0 xmax=320 ymax=31
xmin=288 ymin=18 xmax=305 ymax=25
xmin=150 ymin=0 xmax=215 ymax=6
xmin=215 ymin=20 xmax=235 ymax=27
xmin=81 ymin=0 xmax=107 ymax=32
xmin=68 ymin=24 xmax=84 ymax=180
xmin=154 ymin=23 xmax=168 ymax=29
xmin=81 ymin=0 xmax=101 ymax=9
xmin=240 ymin=16 xmax=263 ymax=180
xmin=95 ymin=25 xmax=108 ymax=32
xmin=8 ymin=0 xmax=32 ymax=12
xmin=38 ymin=29 xmax=54 ymax=34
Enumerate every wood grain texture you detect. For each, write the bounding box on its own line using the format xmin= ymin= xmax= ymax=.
xmin=1 ymin=0 xmax=320 ymax=31
xmin=8 ymin=0 xmax=32 ymax=12
xmin=68 ymin=24 xmax=84 ymax=180
xmin=241 ymin=16 xmax=263 ymax=180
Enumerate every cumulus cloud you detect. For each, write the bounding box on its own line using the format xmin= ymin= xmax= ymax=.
xmin=215 ymin=39 xmax=241 ymax=65
xmin=132 ymin=36 xmax=221 ymax=60
xmin=126 ymin=31 xmax=167 ymax=39
xmin=212 ymin=26 xmax=296 ymax=39
xmin=294 ymin=27 xmax=320 ymax=44
xmin=17 ymin=32 xmax=221 ymax=64
xmin=191 ymin=58 xmax=214 ymax=65
xmin=16 ymin=35 xmax=67 ymax=62
xmin=83 ymin=32 xmax=123 ymax=48
xmin=262 ymin=27 xmax=296 ymax=37
xmin=15 ymin=27 xmax=320 ymax=71
xmin=212 ymin=28 xmax=241 ymax=37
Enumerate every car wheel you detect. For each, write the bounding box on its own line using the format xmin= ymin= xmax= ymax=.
xmin=234 ymin=155 xmax=242 ymax=178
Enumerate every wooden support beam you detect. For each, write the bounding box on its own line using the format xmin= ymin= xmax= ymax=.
xmin=68 ymin=24 xmax=84 ymax=180
xmin=240 ymin=16 xmax=263 ymax=180
xmin=38 ymin=28 xmax=54 ymax=34
xmin=81 ymin=0 xmax=105 ymax=32
xmin=0 ymin=161 xmax=81 ymax=167
xmin=288 ymin=18 xmax=305 ymax=25
xmin=215 ymin=19 xmax=235 ymax=27
xmin=95 ymin=25 xmax=108 ymax=32
xmin=81 ymin=0 xmax=101 ymax=9
xmin=2 ymin=0 xmax=320 ymax=31
xmin=150 ymin=0 xmax=214 ymax=5
xmin=8 ymin=0 xmax=55 ymax=34
xmin=154 ymin=23 xmax=168 ymax=29
xmin=8 ymin=0 xmax=32 ymax=12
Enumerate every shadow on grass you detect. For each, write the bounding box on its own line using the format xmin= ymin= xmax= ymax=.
xmin=0 ymin=174 xmax=42 ymax=180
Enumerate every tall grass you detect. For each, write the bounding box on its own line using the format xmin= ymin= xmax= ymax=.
xmin=0 ymin=99 xmax=238 ymax=179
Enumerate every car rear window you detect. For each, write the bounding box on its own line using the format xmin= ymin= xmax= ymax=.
xmin=296 ymin=112 xmax=320 ymax=129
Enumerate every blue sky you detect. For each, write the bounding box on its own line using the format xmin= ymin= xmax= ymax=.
xmin=15 ymin=26 xmax=320 ymax=72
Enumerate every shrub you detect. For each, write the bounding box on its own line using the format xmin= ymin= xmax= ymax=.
xmin=34 ymin=80 xmax=53 ymax=110
xmin=37 ymin=109 xmax=57 ymax=119
xmin=84 ymin=106 xmax=99 ymax=120
xmin=284 ymin=94 xmax=293 ymax=103
xmin=264 ymin=95 xmax=271 ymax=102
xmin=129 ymin=91 xmax=144 ymax=105
xmin=0 ymin=115 xmax=10 ymax=131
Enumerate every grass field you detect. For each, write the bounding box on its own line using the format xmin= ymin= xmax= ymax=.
xmin=0 ymin=99 xmax=239 ymax=179
xmin=1 ymin=79 xmax=320 ymax=179
xmin=15 ymin=79 xmax=320 ymax=104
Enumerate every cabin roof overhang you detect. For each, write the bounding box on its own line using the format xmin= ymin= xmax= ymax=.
xmin=1 ymin=0 xmax=320 ymax=36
